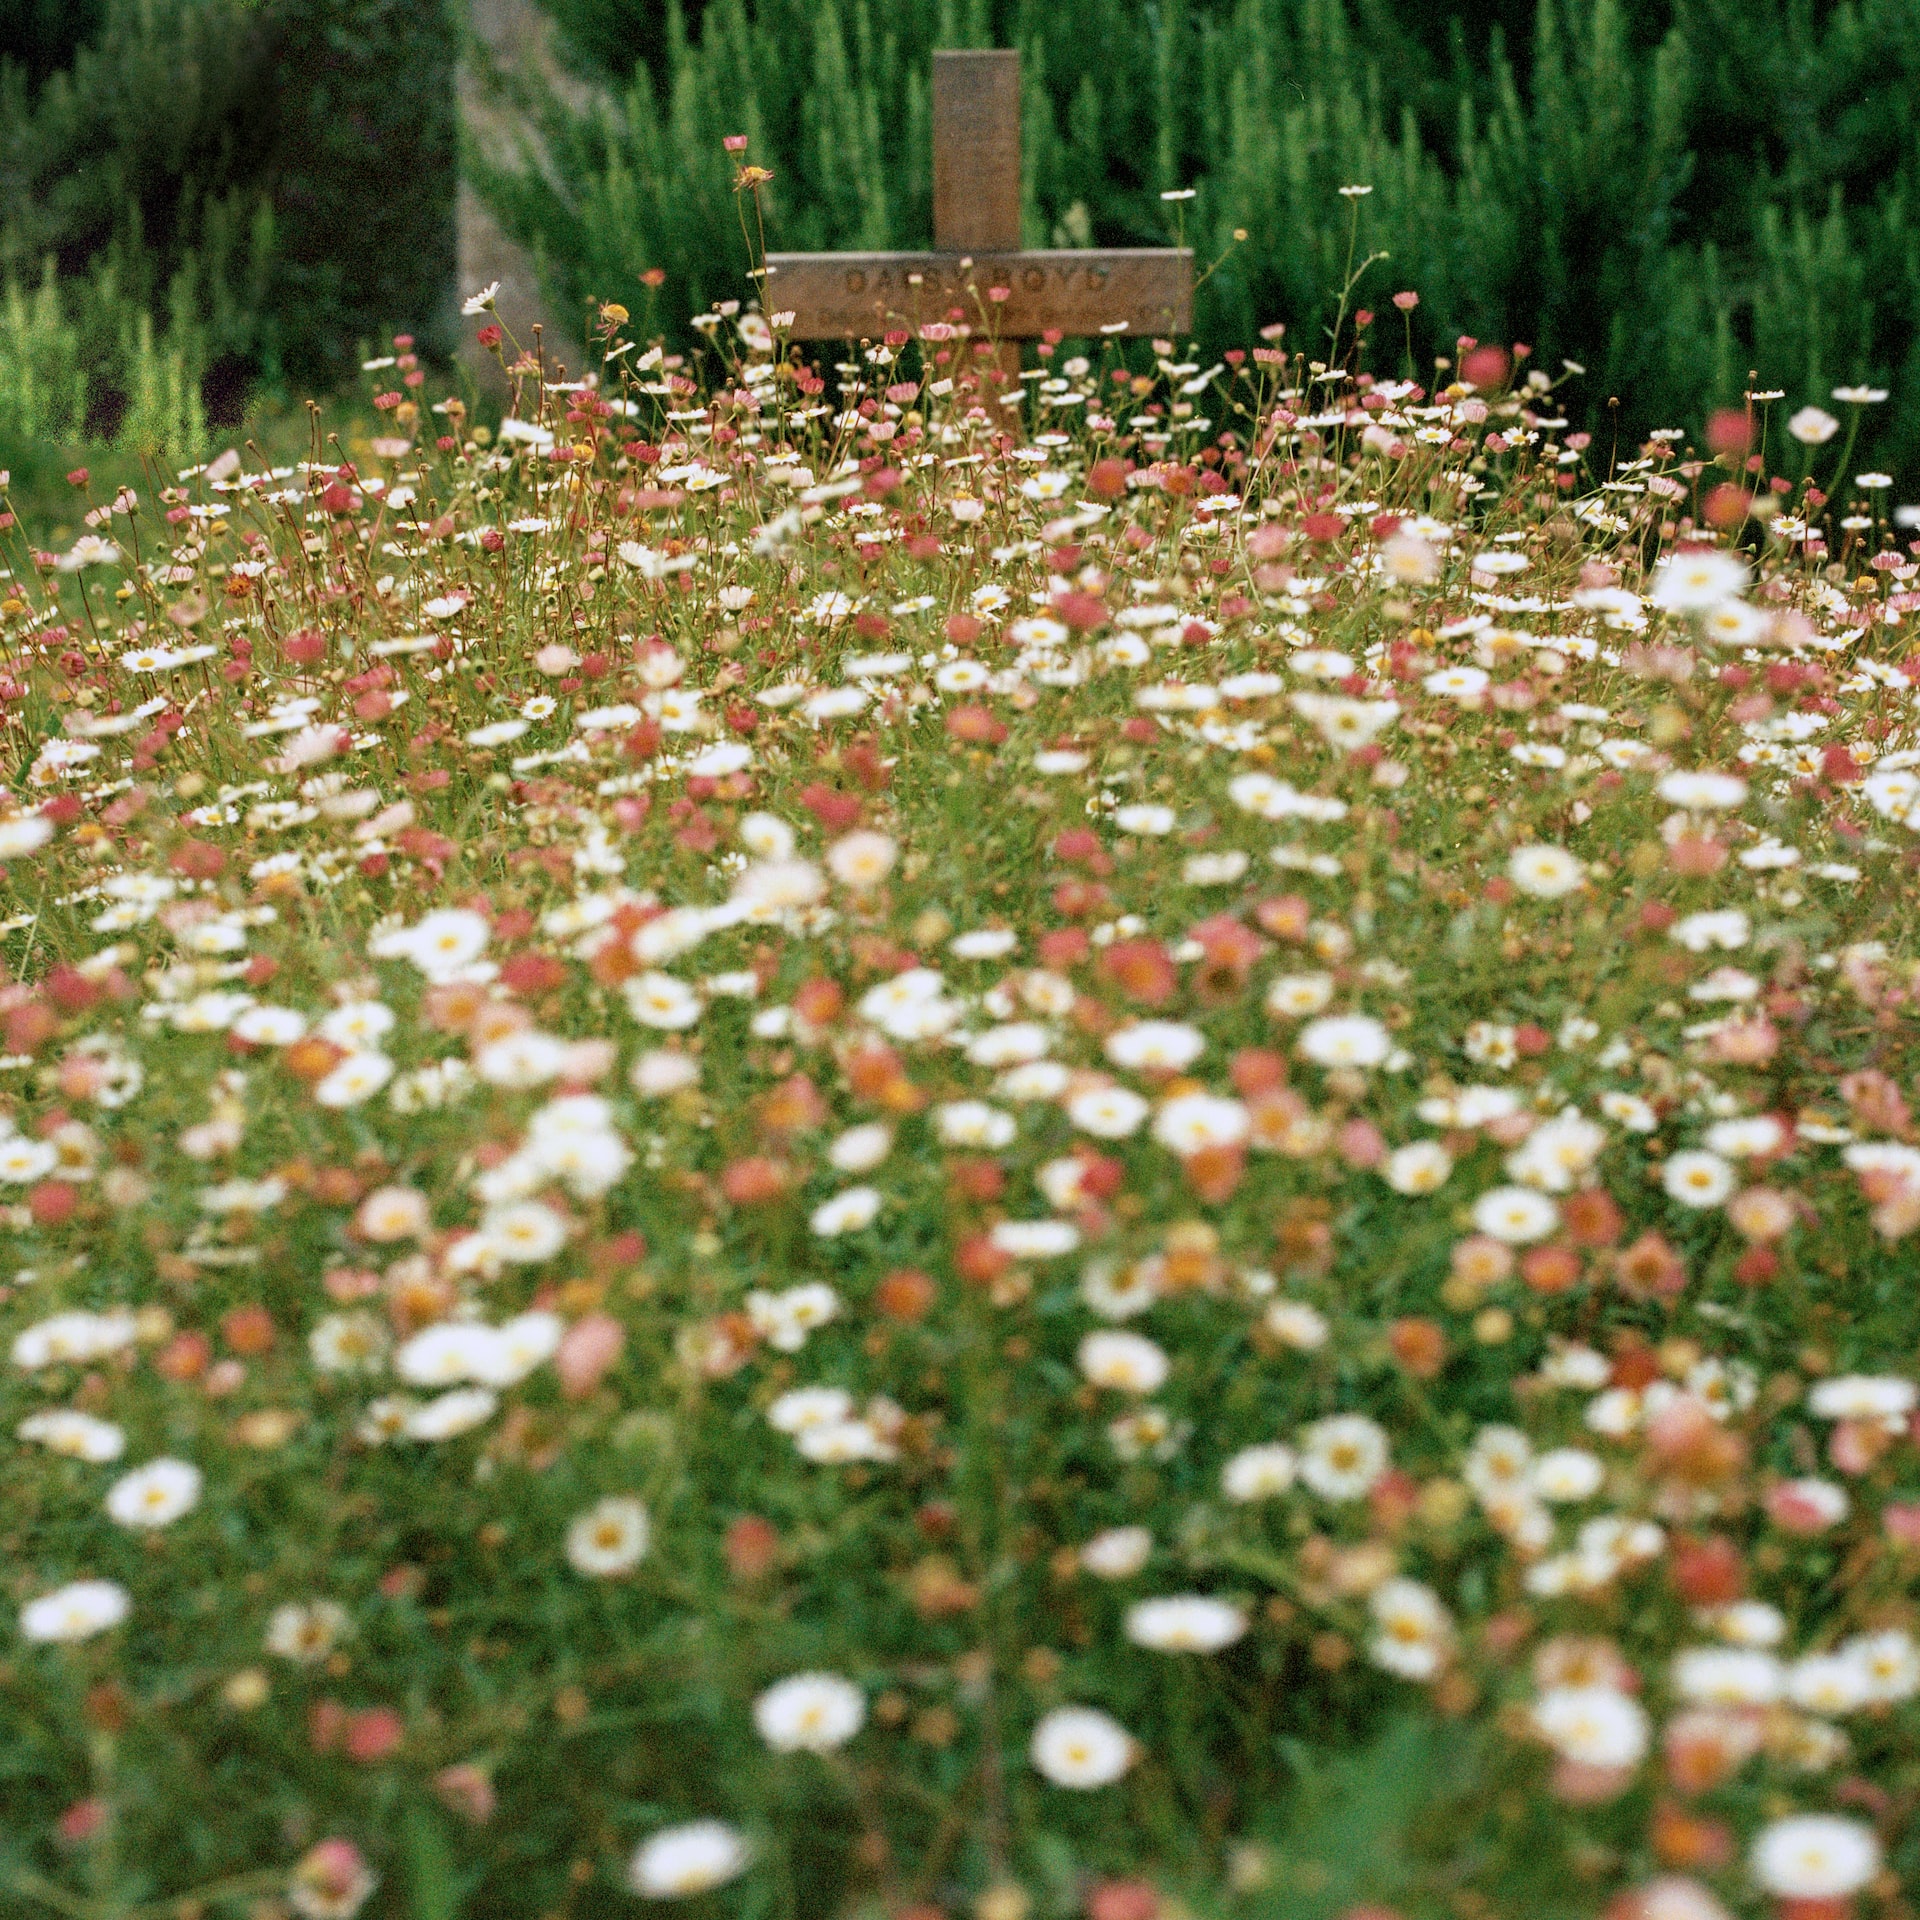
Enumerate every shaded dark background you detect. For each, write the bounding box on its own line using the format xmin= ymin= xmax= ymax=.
xmin=5 ymin=0 xmax=1920 ymax=483
xmin=0 ymin=0 xmax=456 ymax=450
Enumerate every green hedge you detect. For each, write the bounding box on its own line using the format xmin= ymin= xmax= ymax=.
xmin=0 ymin=0 xmax=457 ymax=457
xmin=482 ymin=0 xmax=1920 ymax=485
xmin=268 ymin=0 xmax=462 ymax=384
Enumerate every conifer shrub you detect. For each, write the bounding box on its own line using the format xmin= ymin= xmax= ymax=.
xmin=487 ymin=0 xmax=1920 ymax=487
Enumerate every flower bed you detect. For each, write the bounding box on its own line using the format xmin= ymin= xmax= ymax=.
xmin=0 ymin=320 xmax=1915 ymax=1920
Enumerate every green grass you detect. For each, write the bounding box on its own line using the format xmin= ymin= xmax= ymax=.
xmin=0 ymin=309 xmax=1915 ymax=1918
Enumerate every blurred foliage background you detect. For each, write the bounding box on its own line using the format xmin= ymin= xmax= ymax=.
xmin=491 ymin=0 xmax=1920 ymax=477
xmin=0 ymin=0 xmax=456 ymax=475
xmin=5 ymin=0 xmax=1920 ymax=483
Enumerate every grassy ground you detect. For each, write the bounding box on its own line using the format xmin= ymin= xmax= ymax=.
xmin=0 ymin=313 xmax=1915 ymax=1920
xmin=1 ymin=392 xmax=390 ymax=548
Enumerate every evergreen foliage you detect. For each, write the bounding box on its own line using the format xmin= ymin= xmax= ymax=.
xmin=0 ymin=0 xmax=458 ymax=460
xmin=490 ymin=0 xmax=1920 ymax=481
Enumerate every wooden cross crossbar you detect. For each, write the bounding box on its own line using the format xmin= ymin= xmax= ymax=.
xmin=764 ymin=50 xmax=1192 ymax=345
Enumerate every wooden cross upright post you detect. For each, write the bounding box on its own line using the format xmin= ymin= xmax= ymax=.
xmin=763 ymin=50 xmax=1191 ymax=384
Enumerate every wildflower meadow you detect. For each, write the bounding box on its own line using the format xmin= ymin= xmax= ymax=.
xmin=0 ymin=285 xmax=1918 ymax=1920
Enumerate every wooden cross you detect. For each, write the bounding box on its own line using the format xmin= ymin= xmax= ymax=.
xmin=763 ymin=50 xmax=1192 ymax=360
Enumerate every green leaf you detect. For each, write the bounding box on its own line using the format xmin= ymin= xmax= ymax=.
xmin=405 ymin=1802 xmax=463 ymax=1920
